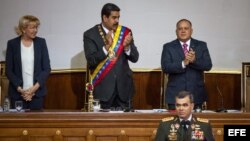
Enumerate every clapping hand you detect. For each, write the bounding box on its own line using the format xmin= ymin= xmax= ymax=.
xmin=184 ymin=48 xmax=196 ymax=65
xmin=123 ymin=32 xmax=132 ymax=51
xmin=186 ymin=48 xmax=195 ymax=63
xmin=105 ymin=30 xmax=113 ymax=51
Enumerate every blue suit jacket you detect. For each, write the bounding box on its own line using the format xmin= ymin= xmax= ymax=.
xmin=161 ymin=38 xmax=212 ymax=104
xmin=6 ymin=36 xmax=51 ymax=99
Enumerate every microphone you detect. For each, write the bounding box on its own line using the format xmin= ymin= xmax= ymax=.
xmin=216 ymin=80 xmax=227 ymax=112
xmin=124 ymin=95 xmax=134 ymax=112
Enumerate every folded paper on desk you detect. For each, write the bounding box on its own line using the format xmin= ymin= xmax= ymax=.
xmin=201 ymin=110 xmax=216 ymax=113
xmin=109 ymin=111 xmax=124 ymax=113
xmin=135 ymin=109 xmax=168 ymax=113
xmin=226 ymin=109 xmax=242 ymax=113
xmin=6 ymin=109 xmax=25 ymax=112
xmin=201 ymin=109 xmax=242 ymax=113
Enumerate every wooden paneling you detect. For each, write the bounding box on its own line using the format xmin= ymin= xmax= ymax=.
xmin=1 ymin=66 xmax=241 ymax=110
xmin=133 ymin=72 xmax=162 ymax=109
xmin=1 ymin=111 xmax=250 ymax=141
xmin=44 ymin=71 xmax=163 ymax=110
xmin=205 ymin=73 xmax=241 ymax=110
xmin=44 ymin=70 xmax=241 ymax=110
xmin=242 ymin=62 xmax=250 ymax=112
xmin=44 ymin=72 xmax=85 ymax=109
xmin=0 ymin=77 xmax=8 ymax=106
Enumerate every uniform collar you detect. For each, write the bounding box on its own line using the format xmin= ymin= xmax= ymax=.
xmin=179 ymin=114 xmax=192 ymax=122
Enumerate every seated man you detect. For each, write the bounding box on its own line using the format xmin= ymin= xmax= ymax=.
xmin=155 ymin=91 xmax=215 ymax=141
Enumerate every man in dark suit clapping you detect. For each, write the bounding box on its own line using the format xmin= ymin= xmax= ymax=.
xmin=83 ymin=3 xmax=139 ymax=110
xmin=161 ymin=19 xmax=212 ymax=110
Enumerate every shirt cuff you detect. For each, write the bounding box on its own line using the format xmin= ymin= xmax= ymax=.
xmin=125 ymin=46 xmax=131 ymax=55
xmin=182 ymin=61 xmax=186 ymax=68
xmin=103 ymin=46 xmax=108 ymax=55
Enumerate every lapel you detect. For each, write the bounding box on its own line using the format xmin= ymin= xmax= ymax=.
xmin=33 ymin=37 xmax=38 ymax=72
xmin=15 ymin=37 xmax=22 ymax=70
xmin=190 ymin=38 xmax=197 ymax=51
xmin=100 ymin=24 xmax=107 ymax=35
xmin=176 ymin=116 xmax=196 ymax=141
xmin=98 ymin=24 xmax=107 ymax=46
xmin=174 ymin=117 xmax=184 ymax=141
xmin=174 ymin=39 xmax=185 ymax=58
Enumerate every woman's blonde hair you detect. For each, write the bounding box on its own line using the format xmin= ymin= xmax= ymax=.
xmin=15 ymin=15 xmax=40 ymax=36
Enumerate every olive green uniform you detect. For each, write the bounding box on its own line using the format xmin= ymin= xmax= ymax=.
xmin=155 ymin=116 xmax=215 ymax=141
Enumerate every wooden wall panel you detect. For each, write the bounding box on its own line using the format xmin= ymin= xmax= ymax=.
xmin=133 ymin=72 xmax=161 ymax=109
xmin=44 ymin=72 xmax=85 ymax=109
xmin=43 ymin=70 xmax=241 ymax=110
xmin=1 ymin=112 xmax=250 ymax=141
xmin=0 ymin=61 xmax=242 ymax=110
xmin=205 ymin=73 xmax=241 ymax=110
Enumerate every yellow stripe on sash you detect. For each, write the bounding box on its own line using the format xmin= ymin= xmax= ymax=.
xmin=91 ymin=25 xmax=122 ymax=78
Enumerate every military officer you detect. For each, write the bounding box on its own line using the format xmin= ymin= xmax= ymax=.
xmin=155 ymin=91 xmax=215 ymax=141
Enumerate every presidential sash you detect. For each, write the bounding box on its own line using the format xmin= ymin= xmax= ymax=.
xmin=90 ymin=25 xmax=130 ymax=87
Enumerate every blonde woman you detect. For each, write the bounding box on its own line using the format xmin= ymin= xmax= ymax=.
xmin=6 ymin=15 xmax=51 ymax=110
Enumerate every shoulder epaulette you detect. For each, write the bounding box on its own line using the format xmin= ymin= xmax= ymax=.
xmin=162 ymin=117 xmax=174 ymax=122
xmin=197 ymin=118 xmax=209 ymax=123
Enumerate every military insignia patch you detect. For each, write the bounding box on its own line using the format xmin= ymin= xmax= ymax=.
xmin=175 ymin=123 xmax=180 ymax=129
xmin=197 ymin=118 xmax=209 ymax=123
xmin=192 ymin=130 xmax=204 ymax=140
xmin=191 ymin=124 xmax=195 ymax=130
xmin=169 ymin=124 xmax=177 ymax=140
xmin=162 ymin=117 xmax=174 ymax=122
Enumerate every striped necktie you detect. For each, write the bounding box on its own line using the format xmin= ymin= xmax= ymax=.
xmin=183 ymin=43 xmax=188 ymax=55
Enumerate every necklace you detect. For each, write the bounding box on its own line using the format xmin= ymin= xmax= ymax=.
xmin=98 ymin=25 xmax=107 ymax=45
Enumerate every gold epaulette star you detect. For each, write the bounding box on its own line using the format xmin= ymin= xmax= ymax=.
xmin=162 ymin=117 xmax=174 ymax=122
xmin=197 ymin=118 xmax=209 ymax=123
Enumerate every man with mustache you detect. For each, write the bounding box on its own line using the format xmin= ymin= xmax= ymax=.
xmin=83 ymin=3 xmax=139 ymax=111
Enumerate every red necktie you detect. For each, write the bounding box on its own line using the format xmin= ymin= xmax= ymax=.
xmin=183 ymin=43 xmax=188 ymax=55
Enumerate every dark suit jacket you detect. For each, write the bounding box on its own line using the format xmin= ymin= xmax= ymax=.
xmin=161 ymin=38 xmax=212 ymax=104
xmin=83 ymin=24 xmax=139 ymax=102
xmin=155 ymin=116 xmax=215 ymax=141
xmin=6 ymin=36 xmax=51 ymax=99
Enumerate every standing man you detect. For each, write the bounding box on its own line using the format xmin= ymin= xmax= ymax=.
xmin=83 ymin=3 xmax=139 ymax=110
xmin=155 ymin=91 xmax=215 ymax=141
xmin=161 ymin=19 xmax=212 ymax=110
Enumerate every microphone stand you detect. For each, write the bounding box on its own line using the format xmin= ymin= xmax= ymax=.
xmin=216 ymin=82 xmax=227 ymax=112
xmin=124 ymin=96 xmax=134 ymax=112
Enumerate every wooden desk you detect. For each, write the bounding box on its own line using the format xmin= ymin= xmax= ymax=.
xmin=0 ymin=111 xmax=250 ymax=141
